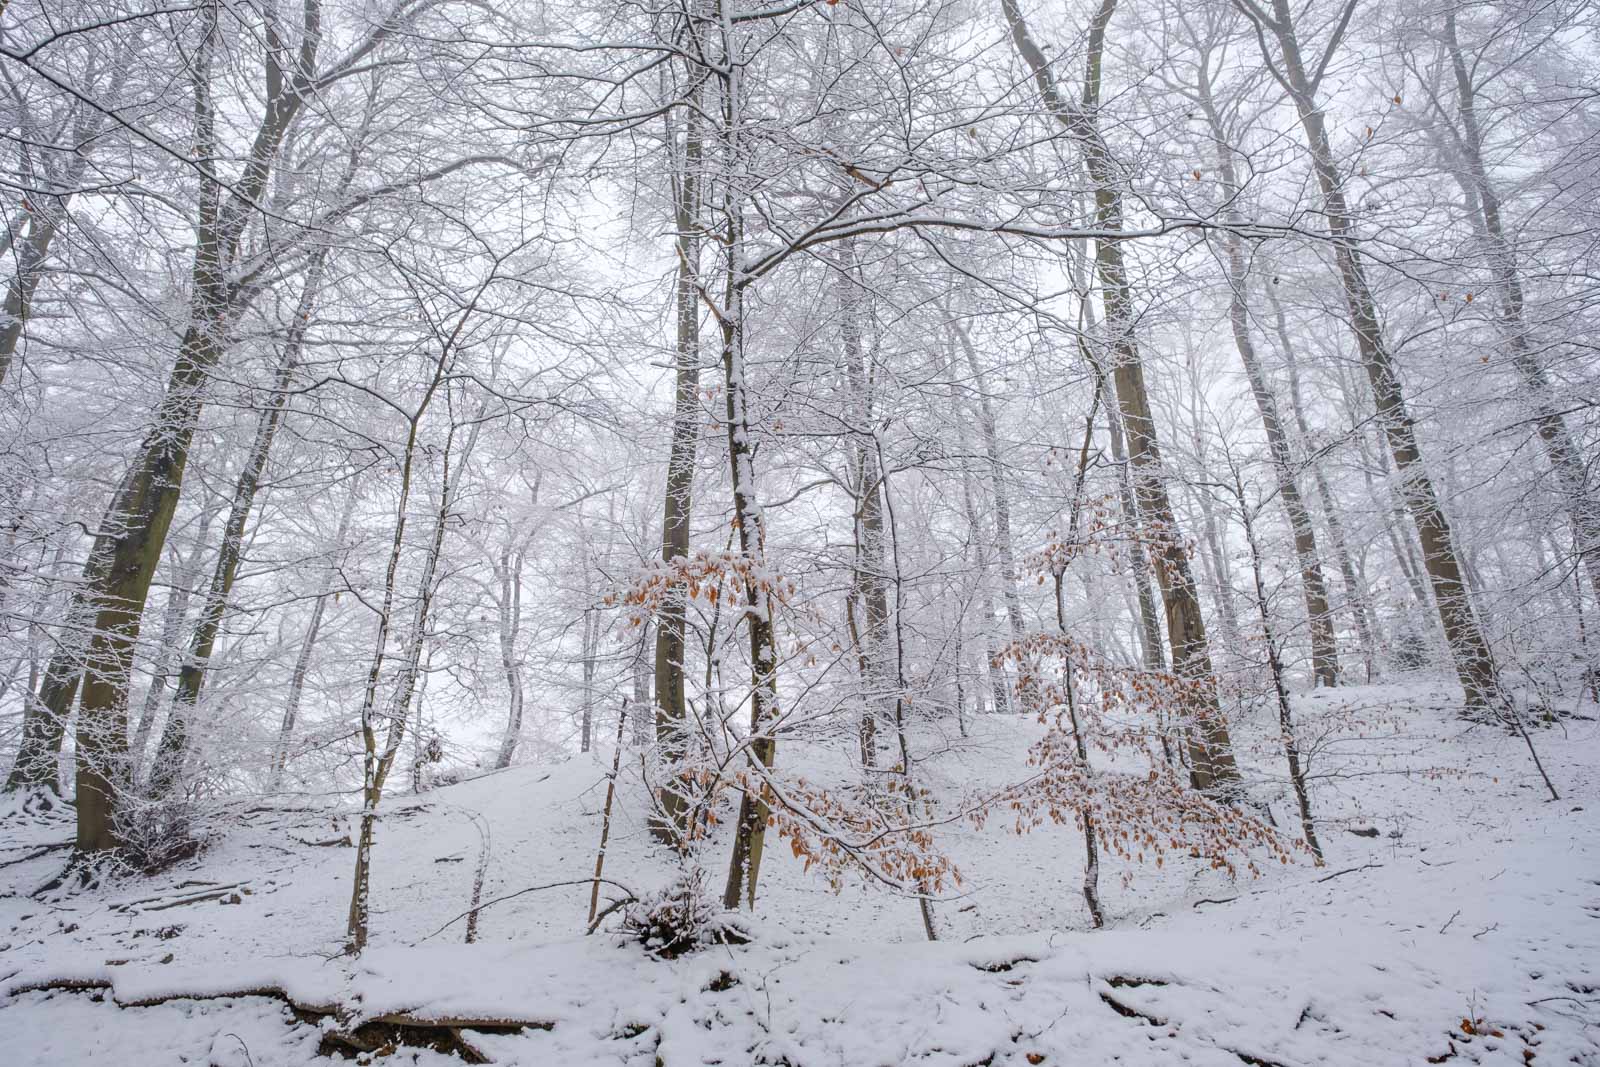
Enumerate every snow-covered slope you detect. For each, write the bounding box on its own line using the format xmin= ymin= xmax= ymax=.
xmin=3 ymin=683 xmax=1596 ymax=1065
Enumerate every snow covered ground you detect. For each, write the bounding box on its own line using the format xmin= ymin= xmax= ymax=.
xmin=2 ymin=681 xmax=1597 ymax=1065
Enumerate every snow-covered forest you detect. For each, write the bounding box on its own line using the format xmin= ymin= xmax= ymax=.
xmin=2 ymin=0 xmax=1597 ymax=1062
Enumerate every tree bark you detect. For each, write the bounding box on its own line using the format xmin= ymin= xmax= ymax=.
xmin=130 ymin=505 xmax=220 ymax=775
xmin=1269 ymin=283 xmax=1380 ymax=676
xmin=1239 ymin=0 xmax=1505 ymax=710
xmin=841 ymin=251 xmax=888 ymax=770
xmin=1438 ymin=13 xmax=1600 ymax=607
xmin=148 ymin=252 xmax=329 ymax=797
xmin=651 ymin=69 xmax=704 ymax=843
xmin=1194 ymin=65 xmax=1339 ymax=686
xmin=271 ymin=484 xmax=359 ymax=789
xmin=1003 ymin=0 xmax=1241 ymax=791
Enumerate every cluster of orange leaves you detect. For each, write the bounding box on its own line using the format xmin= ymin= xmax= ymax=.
xmin=606 ymin=550 xmax=800 ymax=628
xmin=988 ymin=632 xmax=1295 ymax=880
xmin=764 ymin=773 xmax=959 ymax=895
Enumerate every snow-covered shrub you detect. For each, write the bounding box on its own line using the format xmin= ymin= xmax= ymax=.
xmin=112 ymin=790 xmax=216 ymax=873
xmin=620 ymin=867 xmax=747 ymax=958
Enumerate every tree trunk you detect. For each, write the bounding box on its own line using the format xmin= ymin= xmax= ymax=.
xmin=1243 ymin=0 xmax=1504 ymax=709
xmin=1195 ymin=70 xmax=1340 ymax=686
xmin=714 ymin=37 xmax=782 ymax=906
xmin=950 ymin=320 xmax=1027 ymax=649
xmin=1003 ymin=0 xmax=1241 ymax=791
xmin=1440 ymin=13 xmax=1600 ymax=607
xmin=130 ymin=505 xmax=221 ymax=775
xmin=1233 ymin=476 xmax=1323 ymax=862
xmin=149 ymin=254 xmax=327 ymax=796
xmin=580 ymin=606 xmax=598 ymax=754
xmin=841 ymin=252 xmax=888 ymax=770
xmin=493 ymin=540 xmax=529 ymax=769
xmin=1269 ymin=283 xmax=1380 ymax=676
xmin=271 ymin=484 xmax=359 ymax=789
xmin=651 ymin=76 xmax=704 ymax=844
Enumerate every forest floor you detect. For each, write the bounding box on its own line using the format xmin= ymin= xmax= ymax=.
xmin=1 ymin=680 xmax=1597 ymax=1066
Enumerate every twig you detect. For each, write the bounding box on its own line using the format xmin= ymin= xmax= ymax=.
xmin=585 ymin=893 xmax=637 ymax=935
xmin=1439 ymin=909 xmax=1460 ymax=934
xmin=588 ymin=701 xmax=629 ymax=928
xmin=1315 ymin=862 xmax=1381 ymax=883
xmin=415 ymin=878 xmax=636 ymax=943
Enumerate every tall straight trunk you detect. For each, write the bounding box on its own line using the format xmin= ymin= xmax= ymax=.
xmin=147 ymin=254 xmax=327 ymax=797
xmin=1241 ymin=0 xmax=1504 ymax=709
xmin=580 ymin=606 xmax=599 ymax=753
xmin=1269 ymin=283 xmax=1380 ymax=674
xmin=718 ymin=268 xmax=781 ymax=910
xmin=959 ymin=463 xmax=1010 ymax=714
xmin=1195 ymin=68 xmax=1339 ymax=686
xmin=1193 ymin=475 xmax=1243 ymax=650
xmin=651 ymin=76 xmax=703 ymax=843
xmin=630 ymin=621 xmax=653 ymax=746
xmin=841 ymin=252 xmax=888 ymax=769
xmin=1075 ymin=221 xmax=1166 ymax=673
xmin=1439 ymin=14 xmax=1600 ymax=606
xmin=873 ymin=444 xmax=940 ymax=940
xmin=1092 ymin=358 xmax=1167 ymax=671
xmin=1004 ymin=0 xmax=1241 ymax=791
xmin=271 ymin=484 xmax=359 ymax=788
xmin=1345 ymin=387 xmax=1435 ymax=622
xmin=493 ymin=539 xmax=529 ymax=769
xmin=941 ymin=328 xmax=1011 ymax=711
xmin=715 ymin=17 xmax=781 ymax=909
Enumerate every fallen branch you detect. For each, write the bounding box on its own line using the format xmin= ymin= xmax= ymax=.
xmin=1193 ymin=863 xmax=1382 ymax=909
xmin=8 ymin=975 xmax=553 ymax=1062
xmin=415 ymin=877 xmax=637 ymax=944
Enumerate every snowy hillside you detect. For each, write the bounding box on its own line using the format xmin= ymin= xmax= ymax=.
xmin=4 ymin=684 xmax=1596 ymax=1066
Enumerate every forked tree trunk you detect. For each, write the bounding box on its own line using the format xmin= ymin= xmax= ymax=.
xmin=1004 ymin=0 xmax=1241 ymax=791
xmin=348 ymin=411 xmax=465 ymax=952
xmin=67 ymin=3 xmax=328 ymax=855
xmin=493 ymin=535 xmax=530 ymax=769
xmin=1240 ymin=0 xmax=1505 ymax=710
